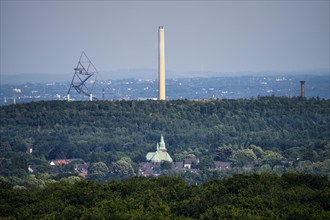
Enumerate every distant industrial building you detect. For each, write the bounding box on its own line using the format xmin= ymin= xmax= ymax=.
xmin=300 ymin=80 xmax=305 ymax=98
xmin=158 ymin=26 xmax=166 ymax=100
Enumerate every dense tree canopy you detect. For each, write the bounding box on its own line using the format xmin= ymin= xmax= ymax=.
xmin=0 ymin=174 xmax=328 ymax=219
xmin=0 ymin=97 xmax=329 ymax=217
xmin=0 ymin=97 xmax=329 ymax=182
xmin=1 ymin=97 xmax=329 ymax=159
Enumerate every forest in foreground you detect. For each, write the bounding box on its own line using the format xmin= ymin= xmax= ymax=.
xmin=0 ymin=173 xmax=329 ymax=219
xmin=0 ymin=97 xmax=329 ymax=184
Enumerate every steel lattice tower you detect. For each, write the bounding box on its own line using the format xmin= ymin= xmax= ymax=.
xmin=67 ymin=52 xmax=98 ymax=101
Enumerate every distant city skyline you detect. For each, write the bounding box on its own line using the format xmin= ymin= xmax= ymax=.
xmin=1 ymin=1 xmax=329 ymax=79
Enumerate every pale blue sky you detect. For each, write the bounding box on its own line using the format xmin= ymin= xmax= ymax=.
xmin=1 ymin=1 xmax=329 ymax=78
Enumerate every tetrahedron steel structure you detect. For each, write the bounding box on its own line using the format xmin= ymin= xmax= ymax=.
xmin=67 ymin=52 xmax=98 ymax=101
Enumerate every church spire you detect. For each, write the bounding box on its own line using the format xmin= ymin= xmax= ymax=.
xmin=146 ymin=135 xmax=173 ymax=162
xmin=159 ymin=136 xmax=166 ymax=150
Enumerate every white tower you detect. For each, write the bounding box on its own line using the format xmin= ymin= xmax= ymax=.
xmin=158 ymin=26 xmax=166 ymax=100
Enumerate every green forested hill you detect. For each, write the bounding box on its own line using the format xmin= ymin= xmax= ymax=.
xmin=0 ymin=173 xmax=329 ymax=219
xmin=1 ymin=97 xmax=329 ymax=160
xmin=0 ymin=97 xmax=329 ymax=181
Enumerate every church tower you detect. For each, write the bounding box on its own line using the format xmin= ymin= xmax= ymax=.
xmin=159 ymin=136 xmax=166 ymax=150
xmin=146 ymin=136 xmax=173 ymax=162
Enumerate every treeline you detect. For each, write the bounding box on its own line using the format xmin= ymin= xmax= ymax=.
xmin=0 ymin=173 xmax=329 ymax=219
xmin=0 ymin=97 xmax=329 ymax=180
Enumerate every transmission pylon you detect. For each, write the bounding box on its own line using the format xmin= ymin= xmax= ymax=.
xmin=67 ymin=52 xmax=98 ymax=101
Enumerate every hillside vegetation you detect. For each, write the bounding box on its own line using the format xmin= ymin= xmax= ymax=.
xmin=0 ymin=173 xmax=329 ymax=219
xmin=0 ymin=97 xmax=329 ymax=182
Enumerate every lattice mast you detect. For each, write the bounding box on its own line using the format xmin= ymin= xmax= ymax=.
xmin=67 ymin=52 xmax=98 ymax=101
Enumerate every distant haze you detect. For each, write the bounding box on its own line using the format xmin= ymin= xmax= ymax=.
xmin=1 ymin=1 xmax=329 ymax=81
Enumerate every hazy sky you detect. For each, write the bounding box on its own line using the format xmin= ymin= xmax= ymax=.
xmin=1 ymin=1 xmax=329 ymax=78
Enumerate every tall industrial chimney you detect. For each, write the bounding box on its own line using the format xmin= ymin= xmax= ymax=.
xmin=158 ymin=26 xmax=166 ymax=100
xmin=300 ymin=81 xmax=305 ymax=98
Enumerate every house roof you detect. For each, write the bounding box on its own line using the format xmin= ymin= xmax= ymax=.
xmin=139 ymin=162 xmax=161 ymax=176
xmin=48 ymin=158 xmax=86 ymax=166
xmin=74 ymin=164 xmax=88 ymax=170
xmin=56 ymin=160 xmax=72 ymax=165
xmin=183 ymin=158 xmax=199 ymax=165
xmin=214 ymin=161 xmax=231 ymax=169
xmin=173 ymin=162 xmax=183 ymax=170
xmin=146 ymin=151 xmax=173 ymax=163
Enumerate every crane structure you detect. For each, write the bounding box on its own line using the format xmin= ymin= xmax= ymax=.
xmin=67 ymin=52 xmax=99 ymax=101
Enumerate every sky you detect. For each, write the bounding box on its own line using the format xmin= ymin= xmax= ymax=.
xmin=1 ymin=1 xmax=329 ymax=79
